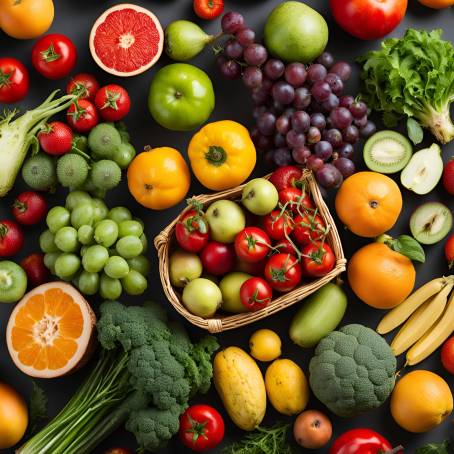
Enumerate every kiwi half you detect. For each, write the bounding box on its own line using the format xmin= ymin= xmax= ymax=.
xmin=410 ymin=202 xmax=453 ymax=245
xmin=363 ymin=131 xmax=412 ymax=174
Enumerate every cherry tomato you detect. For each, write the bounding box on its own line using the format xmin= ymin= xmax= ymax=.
xmin=275 ymin=238 xmax=298 ymax=255
xmin=329 ymin=428 xmax=398 ymax=454
xmin=0 ymin=220 xmax=24 ymax=257
xmin=263 ymin=210 xmax=294 ymax=241
xmin=21 ymin=253 xmax=50 ymax=287
xmin=31 ymin=34 xmax=77 ymax=80
xmin=200 ymin=241 xmax=235 ymax=276
xmin=293 ymin=213 xmax=326 ymax=246
xmin=264 ymin=253 xmax=302 ymax=292
xmin=240 ymin=277 xmax=273 ymax=311
xmin=193 ymin=0 xmax=224 ymax=20
xmin=95 ymin=84 xmax=131 ymax=122
xmin=67 ymin=100 xmax=99 ymax=133
xmin=329 ymin=0 xmax=407 ymax=40
xmin=445 ymin=234 xmax=454 ymax=270
xmin=12 ymin=192 xmax=48 ymax=226
xmin=301 ymin=242 xmax=335 ymax=278
xmin=441 ymin=337 xmax=454 ymax=375
xmin=0 ymin=58 xmax=29 ymax=104
xmin=38 ymin=121 xmax=73 ymax=156
xmin=234 ymin=227 xmax=270 ymax=263
xmin=66 ymin=73 xmax=100 ymax=101
xmin=269 ymin=165 xmax=303 ymax=192
xmin=279 ymin=187 xmax=314 ymax=212
xmin=179 ymin=404 xmax=224 ymax=452
xmin=175 ymin=209 xmax=209 ymax=253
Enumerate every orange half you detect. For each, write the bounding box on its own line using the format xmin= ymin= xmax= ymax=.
xmin=6 ymin=282 xmax=96 ymax=378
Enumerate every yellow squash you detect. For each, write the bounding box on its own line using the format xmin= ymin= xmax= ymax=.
xmin=213 ymin=346 xmax=266 ymax=430
xmin=188 ymin=120 xmax=256 ymax=191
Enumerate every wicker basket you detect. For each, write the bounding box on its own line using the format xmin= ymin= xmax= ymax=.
xmin=155 ymin=170 xmax=346 ymax=333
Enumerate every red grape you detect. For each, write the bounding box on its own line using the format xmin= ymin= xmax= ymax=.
xmin=342 ymin=125 xmax=359 ymax=144
xmin=337 ymin=143 xmax=354 ymax=159
xmin=307 ymin=155 xmax=324 ymax=172
xmin=292 ymin=146 xmax=311 ymax=164
xmin=322 ymin=93 xmax=340 ymax=111
xmin=273 ymin=148 xmax=292 ymax=166
xmin=316 ymin=52 xmax=334 ymax=69
xmin=257 ymin=111 xmax=276 ymax=136
xmin=284 ymin=63 xmax=307 ymax=87
xmin=310 ymin=113 xmax=326 ymax=130
xmin=307 ymin=126 xmax=322 ymax=144
xmin=286 ymin=130 xmax=306 ymax=148
xmin=360 ymin=121 xmax=377 ymax=138
xmin=221 ymin=12 xmax=244 ymax=33
xmin=276 ymin=115 xmax=291 ymax=135
xmin=293 ymin=87 xmax=311 ymax=109
xmin=330 ymin=107 xmax=353 ymax=129
xmin=330 ymin=61 xmax=351 ymax=81
xmin=244 ymin=44 xmax=268 ymax=66
xmin=350 ymin=101 xmax=367 ymax=118
xmin=316 ymin=163 xmax=343 ymax=188
xmin=339 ymin=95 xmax=354 ymax=108
xmin=272 ymin=81 xmax=295 ymax=105
xmin=354 ymin=115 xmax=368 ymax=128
xmin=325 ymin=73 xmax=344 ymax=95
xmin=314 ymin=141 xmax=333 ymax=161
xmin=311 ymin=81 xmax=331 ymax=102
xmin=224 ymin=39 xmax=243 ymax=59
xmin=264 ymin=59 xmax=285 ymax=80
xmin=243 ymin=66 xmax=263 ymax=89
xmin=236 ymin=28 xmax=255 ymax=46
xmin=324 ymin=128 xmax=343 ymax=148
xmin=307 ymin=64 xmax=327 ymax=83
xmin=274 ymin=133 xmax=286 ymax=147
xmin=334 ymin=157 xmax=355 ymax=177
xmin=291 ymin=110 xmax=310 ymax=133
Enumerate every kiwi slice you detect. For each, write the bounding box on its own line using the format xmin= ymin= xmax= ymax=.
xmin=410 ymin=202 xmax=453 ymax=245
xmin=363 ymin=131 xmax=412 ymax=174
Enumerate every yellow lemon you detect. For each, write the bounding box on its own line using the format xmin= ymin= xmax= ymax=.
xmin=249 ymin=329 xmax=282 ymax=362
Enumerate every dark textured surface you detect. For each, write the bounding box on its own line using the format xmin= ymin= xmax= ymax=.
xmin=0 ymin=1 xmax=453 ymax=453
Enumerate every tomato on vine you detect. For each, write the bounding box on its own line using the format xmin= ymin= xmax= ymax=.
xmin=67 ymin=100 xmax=99 ymax=133
xmin=67 ymin=73 xmax=100 ymax=101
xmin=301 ymin=242 xmax=335 ymax=277
xmin=0 ymin=220 xmax=24 ymax=257
xmin=263 ymin=210 xmax=294 ymax=241
xmin=234 ymin=227 xmax=270 ymax=263
xmin=279 ymin=187 xmax=314 ymax=212
xmin=175 ymin=203 xmax=210 ymax=253
xmin=264 ymin=253 xmax=302 ymax=292
xmin=12 ymin=192 xmax=48 ymax=226
xmin=38 ymin=121 xmax=73 ymax=156
xmin=293 ymin=213 xmax=326 ymax=246
xmin=240 ymin=277 xmax=273 ymax=311
xmin=95 ymin=84 xmax=131 ymax=122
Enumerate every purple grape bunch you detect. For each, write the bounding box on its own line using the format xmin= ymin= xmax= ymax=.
xmin=217 ymin=12 xmax=377 ymax=190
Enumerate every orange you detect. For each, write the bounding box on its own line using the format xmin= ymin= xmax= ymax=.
xmin=6 ymin=282 xmax=96 ymax=378
xmin=335 ymin=172 xmax=403 ymax=238
xmin=391 ymin=370 xmax=453 ymax=433
xmin=127 ymin=147 xmax=191 ymax=210
xmin=418 ymin=0 xmax=454 ymax=8
xmin=0 ymin=382 xmax=28 ymax=449
xmin=348 ymin=242 xmax=415 ymax=309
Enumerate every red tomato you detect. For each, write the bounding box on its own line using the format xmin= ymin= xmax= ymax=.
xmin=179 ymin=405 xmax=225 ymax=452
xmin=264 ymin=253 xmax=302 ymax=292
xmin=443 ymin=160 xmax=454 ymax=195
xmin=0 ymin=220 xmax=24 ymax=257
xmin=0 ymin=58 xmax=29 ymax=103
xmin=236 ymin=257 xmax=266 ymax=276
xmin=193 ymin=0 xmax=224 ymax=20
xmin=240 ymin=277 xmax=273 ymax=311
xmin=329 ymin=428 xmax=397 ymax=454
xmin=67 ymin=100 xmax=99 ymax=133
xmin=279 ymin=187 xmax=314 ymax=212
xmin=275 ymin=238 xmax=298 ymax=255
xmin=31 ymin=34 xmax=77 ymax=80
xmin=441 ymin=337 xmax=454 ymax=375
xmin=95 ymin=84 xmax=131 ymax=122
xmin=301 ymin=242 xmax=335 ymax=278
xmin=20 ymin=253 xmax=50 ymax=287
xmin=263 ymin=210 xmax=294 ymax=241
xmin=38 ymin=121 xmax=73 ymax=156
xmin=293 ymin=213 xmax=326 ymax=246
xmin=66 ymin=73 xmax=100 ymax=101
xmin=445 ymin=234 xmax=454 ymax=270
xmin=200 ymin=242 xmax=235 ymax=276
xmin=329 ymin=0 xmax=407 ymax=40
xmin=234 ymin=227 xmax=270 ymax=263
xmin=12 ymin=192 xmax=48 ymax=226
xmin=175 ymin=209 xmax=210 ymax=253
xmin=269 ymin=165 xmax=303 ymax=191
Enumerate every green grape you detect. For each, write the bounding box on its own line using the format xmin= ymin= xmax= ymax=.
xmin=94 ymin=220 xmax=118 ymax=248
xmin=92 ymin=199 xmax=109 ymax=223
xmin=65 ymin=191 xmax=92 ymax=211
xmin=82 ymin=245 xmax=109 ymax=273
xmin=139 ymin=234 xmax=148 ymax=253
xmin=78 ymin=271 xmax=100 ymax=295
xmin=78 ymin=225 xmax=94 ymax=245
xmin=55 ymin=253 xmax=81 ymax=278
xmin=39 ymin=229 xmax=59 ymax=253
xmin=112 ymin=142 xmax=136 ymax=169
xmin=44 ymin=252 xmax=61 ymax=274
xmin=133 ymin=217 xmax=145 ymax=229
xmin=46 ymin=206 xmax=70 ymax=233
xmin=122 ymin=270 xmax=147 ymax=296
xmin=104 ymin=256 xmax=129 ymax=279
xmin=100 ymin=273 xmax=122 ymax=300
xmin=71 ymin=272 xmax=81 ymax=288
xmin=71 ymin=203 xmax=94 ymax=229
xmin=54 ymin=226 xmax=79 ymax=253
xmin=127 ymin=255 xmax=150 ymax=276
xmin=80 ymin=245 xmax=89 ymax=256
xmin=107 ymin=206 xmax=132 ymax=224
xmin=115 ymin=236 xmax=143 ymax=259
xmin=118 ymin=220 xmax=143 ymax=238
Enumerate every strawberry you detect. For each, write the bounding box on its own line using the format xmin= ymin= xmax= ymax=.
xmin=442 ymin=158 xmax=454 ymax=195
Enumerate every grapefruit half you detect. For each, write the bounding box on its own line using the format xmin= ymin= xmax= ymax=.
xmin=6 ymin=282 xmax=96 ymax=378
xmin=89 ymin=4 xmax=164 ymax=77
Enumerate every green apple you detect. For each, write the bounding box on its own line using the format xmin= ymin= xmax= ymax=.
xmin=169 ymin=250 xmax=203 ymax=288
xmin=182 ymin=278 xmax=222 ymax=318
xmin=148 ymin=63 xmax=215 ymax=131
xmin=219 ymin=272 xmax=252 ymax=313
xmin=206 ymin=200 xmax=246 ymax=243
xmin=242 ymin=178 xmax=279 ymax=215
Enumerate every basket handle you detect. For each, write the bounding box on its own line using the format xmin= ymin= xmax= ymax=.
xmin=207 ymin=319 xmax=224 ymax=333
xmin=154 ymin=231 xmax=169 ymax=252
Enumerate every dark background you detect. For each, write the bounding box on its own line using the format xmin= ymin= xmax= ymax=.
xmin=0 ymin=1 xmax=453 ymax=453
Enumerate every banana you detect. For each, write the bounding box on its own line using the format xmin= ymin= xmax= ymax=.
xmin=377 ymin=277 xmax=449 ymax=334
xmin=406 ymin=289 xmax=454 ymax=366
xmin=390 ymin=281 xmax=453 ymax=356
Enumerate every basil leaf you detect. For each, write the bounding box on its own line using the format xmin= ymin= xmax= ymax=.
xmin=415 ymin=440 xmax=450 ymax=454
xmin=391 ymin=235 xmax=426 ymax=263
xmin=407 ymin=117 xmax=424 ymax=145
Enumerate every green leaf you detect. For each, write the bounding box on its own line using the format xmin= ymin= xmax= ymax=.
xmin=389 ymin=235 xmax=426 ymax=263
xmin=29 ymin=381 xmax=48 ymax=435
xmin=407 ymin=117 xmax=424 ymax=145
xmin=415 ymin=440 xmax=451 ymax=454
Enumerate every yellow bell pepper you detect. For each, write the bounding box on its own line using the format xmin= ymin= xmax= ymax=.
xmin=188 ymin=120 xmax=257 ymax=191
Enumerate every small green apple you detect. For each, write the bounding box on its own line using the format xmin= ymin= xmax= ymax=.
xmin=219 ymin=272 xmax=252 ymax=313
xmin=206 ymin=200 xmax=246 ymax=243
xmin=182 ymin=278 xmax=222 ymax=318
xmin=242 ymin=178 xmax=279 ymax=215
xmin=169 ymin=250 xmax=203 ymax=288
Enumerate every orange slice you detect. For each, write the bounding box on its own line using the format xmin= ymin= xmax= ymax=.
xmin=6 ymin=282 xmax=96 ymax=378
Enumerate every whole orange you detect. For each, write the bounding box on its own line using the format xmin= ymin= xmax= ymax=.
xmin=418 ymin=0 xmax=454 ymax=8
xmin=391 ymin=370 xmax=453 ymax=433
xmin=335 ymin=172 xmax=403 ymax=238
xmin=348 ymin=242 xmax=415 ymax=309
xmin=0 ymin=382 xmax=28 ymax=449
xmin=127 ymin=147 xmax=190 ymax=210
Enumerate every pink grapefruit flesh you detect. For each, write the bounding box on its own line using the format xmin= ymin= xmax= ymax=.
xmin=89 ymin=4 xmax=164 ymax=77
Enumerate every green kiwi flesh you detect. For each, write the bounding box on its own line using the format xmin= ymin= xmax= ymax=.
xmin=410 ymin=202 xmax=453 ymax=245
xmin=363 ymin=130 xmax=412 ymax=174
